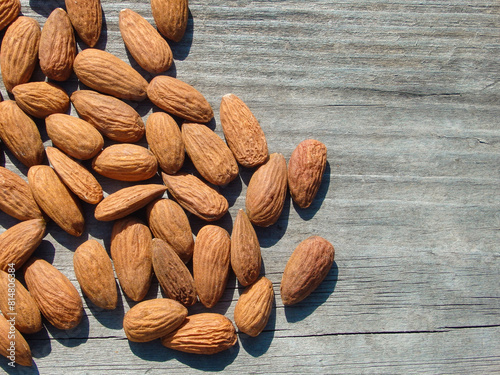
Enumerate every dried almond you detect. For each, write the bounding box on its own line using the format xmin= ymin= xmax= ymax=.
xmin=151 ymin=0 xmax=188 ymax=42
xmin=13 ymin=81 xmax=70 ymax=118
xmin=0 ymin=0 xmax=20 ymax=31
xmin=64 ymin=0 xmax=102 ymax=47
xmin=0 ymin=314 xmax=32 ymax=367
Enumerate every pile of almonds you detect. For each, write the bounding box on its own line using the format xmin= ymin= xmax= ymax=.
xmin=0 ymin=0 xmax=334 ymax=367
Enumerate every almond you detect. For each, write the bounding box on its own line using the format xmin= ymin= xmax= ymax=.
xmin=28 ymin=165 xmax=85 ymax=237
xmin=71 ymin=90 xmax=145 ymax=142
xmin=0 ymin=100 xmax=45 ymax=167
xmin=0 ymin=219 xmax=46 ymax=272
xmin=92 ymin=143 xmax=158 ymax=182
xmin=39 ymin=8 xmax=76 ymax=81
xmin=0 ymin=16 xmax=40 ymax=92
xmin=46 ymin=147 xmax=103 ymax=205
xmin=280 ymin=236 xmax=335 ymax=306
xmin=123 ymin=298 xmax=187 ymax=342
xmin=145 ymin=112 xmax=184 ymax=174
xmin=119 ymin=9 xmax=173 ymax=74
xmin=162 ymin=172 xmax=228 ymax=222
xmin=64 ymin=0 xmax=102 ymax=47
xmin=147 ymin=198 xmax=194 ymax=263
xmin=231 ymin=209 xmax=261 ymax=286
xmin=151 ymin=238 xmax=197 ymax=306
xmin=0 ymin=0 xmax=20 ymax=31
xmin=288 ymin=139 xmax=327 ymax=208
xmin=0 ymin=166 xmax=44 ymax=221
xmin=73 ymin=48 xmax=148 ymax=101
xmin=147 ymin=75 xmax=214 ymax=123
xmin=182 ymin=122 xmax=239 ymax=186
xmin=151 ymin=0 xmax=188 ymax=42
xmin=46 ymin=113 xmax=104 ymax=160
xmin=94 ymin=184 xmax=166 ymax=222
xmin=245 ymin=153 xmax=288 ymax=227
xmin=192 ymin=225 xmax=231 ymax=308
xmin=161 ymin=313 xmax=238 ymax=355
xmin=0 ymin=269 xmax=42 ymax=334
xmin=220 ymin=93 xmax=268 ymax=168
xmin=0 ymin=314 xmax=32 ymax=367
xmin=110 ymin=217 xmax=153 ymax=302
xmin=73 ymin=239 xmax=117 ymax=310
xmin=13 ymin=81 xmax=70 ymax=118
xmin=234 ymin=276 xmax=274 ymax=337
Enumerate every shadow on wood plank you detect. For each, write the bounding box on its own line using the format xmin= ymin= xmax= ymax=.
xmin=44 ymin=312 xmax=89 ymax=348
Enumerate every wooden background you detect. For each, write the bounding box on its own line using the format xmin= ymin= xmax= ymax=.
xmin=1 ymin=0 xmax=499 ymax=373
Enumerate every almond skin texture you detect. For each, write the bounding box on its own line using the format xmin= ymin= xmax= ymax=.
xmin=245 ymin=153 xmax=288 ymax=227
xmin=234 ymin=276 xmax=274 ymax=337
xmin=71 ymin=90 xmax=145 ymax=143
xmin=182 ymin=122 xmax=239 ymax=186
xmin=0 ymin=0 xmax=20 ymax=32
xmin=0 ymin=100 xmax=44 ymax=167
xmin=123 ymin=298 xmax=187 ymax=342
xmin=280 ymin=236 xmax=335 ymax=306
xmin=288 ymin=139 xmax=327 ymax=208
xmin=161 ymin=313 xmax=238 ymax=355
xmin=152 ymin=238 xmax=197 ymax=306
xmin=231 ymin=209 xmax=261 ymax=287
xmin=92 ymin=144 xmax=158 ymax=182
xmin=39 ymin=8 xmax=76 ymax=81
xmin=74 ymin=48 xmax=148 ymax=101
xmin=147 ymin=75 xmax=214 ymax=123
xmin=28 ymin=165 xmax=85 ymax=237
xmin=162 ymin=172 xmax=228 ymax=222
xmin=147 ymin=198 xmax=194 ymax=263
xmin=46 ymin=147 xmax=103 ymax=204
xmin=0 ymin=270 xmax=43 ymax=334
xmin=73 ymin=239 xmax=117 ymax=310
xmin=46 ymin=113 xmax=104 ymax=160
xmin=0 ymin=314 xmax=32 ymax=367
xmin=94 ymin=184 xmax=167 ymax=222
xmin=111 ymin=217 xmax=153 ymax=302
xmin=0 ymin=219 xmax=46 ymax=272
xmin=220 ymin=93 xmax=269 ymax=168
xmin=0 ymin=166 xmax=44 ymax=221
xmin=13 ymin=81 xmax=70 ymax=118
xmin=151 ymin=0 xmax=188 ymax=42
xmin=24 ymin=257 xmax=84 ymax=330
xmin=193 ymin=225 xmax=231 ymax=309
xmin=0 ymin=16 xmax=40 ymax=92
xmin=145 ymin=112 xmax=184 ymax=174
xmin=64 ymin=0 xmax=102 ymax=47
xmin=119 ymin=9 xmax=173 ymax=74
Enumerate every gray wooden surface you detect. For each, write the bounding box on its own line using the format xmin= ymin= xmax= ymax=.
xmin=1 ymin=0 xmax=499 ymax=373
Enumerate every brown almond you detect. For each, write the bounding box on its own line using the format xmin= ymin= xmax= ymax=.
xmin=111 ymin=217 xmax=153 ymax=302
xmin=46 ymin=113 xmax=104 ymax=160
xmin=0 ymin=314 xmax=32 ymax=367
xmin=0 ymin=16 xmax=40 ymax=92
xmin=234 ymin=276 xmax=274 ymax=337
xmin=0 ymin=100 xmax=45 ymax=167
xmin=94 ymin=184 xmax=167 ymax=222
xmin=145 ymin=112 xmax=184 ymax=174
xmin=28 ymin=165 xmax=85 ymax=237
xmin=147 ymin=75 xmax=214 ymax=123
xmin=74 ymin=48 xmax=148 ymax=101
xmin=280 ymin=236 xmax=335 ymax=306
xmin=220 ymin=93 xmax=269 ymax=168
xmin=0 ymin=219 xmax=46 ymax=272
xmin=64 ymin=0 xmax=102 ymax=47
xmin=92 ymin=143 xmax=158 ymax=182
xmin=0 ymin=0 xmax=20 ymax=31
xmin=0 ymin=166 xmax=44 ymax=221
xmin=151 ymin=0 xmax=188 ymax=42
xmin=192 ymin=225 xmax=231 ymax=309
xmin=13 ymin=81 xmax=70 ymax=118
xmin=182 ymin=122 xmax=239 ymax=186
xmin=73 ymin=239 xmax=117 ymax=310
xmin=245 ymin=153 xmax=288 ymax=227
xmin=231 ymin=209 xmax=261 ymax=287
xmin=152 ymin=238 xmax=197 ymax=306
xmin=39 ymin=8 xmax=76 ymax=81
xmin=119 ymin=9 xmax=173 ymax=74
xmin=161 ymin=313 xmax=237 ymax=355
xmin=71 ymin=90 xmax=145 ymax=142
xmin=0 ymin=269 xmax=43 ymax=334
xmin=162 ymin=172 xmax=228 ymax=222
